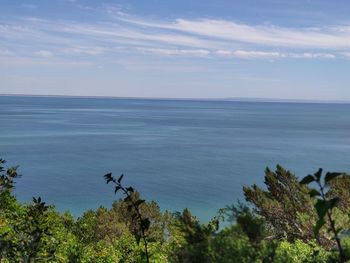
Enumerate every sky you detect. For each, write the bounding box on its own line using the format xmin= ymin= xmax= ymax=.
xmin=1 ymin=0 xmax=350 ymax=100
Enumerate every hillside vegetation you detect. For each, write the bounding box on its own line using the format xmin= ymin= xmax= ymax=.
xmin=1 ymin=158 xmax=350 ymax=262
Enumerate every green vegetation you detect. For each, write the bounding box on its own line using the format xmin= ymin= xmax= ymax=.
xmin=1 ymin=158 xmax=350 ymax=262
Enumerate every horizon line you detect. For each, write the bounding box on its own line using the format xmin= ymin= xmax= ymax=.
xmin=1 ymin=93 xmax=350 ymax=105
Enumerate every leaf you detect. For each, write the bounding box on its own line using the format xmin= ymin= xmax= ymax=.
xmin=315 ymin=199 xmax=328 ymax=219
xmin=104 ymin=173 xmax=113 ymax=183
xmin=104 ymin=173 xmax=112 ymax=179
xmin=300 ymin=175 xmax=315 ymax=185
xmin=314 ymin=218 xmax=326 ymax=236
xmin=315 ymin=198 xmax=340 ymax=220
xmin=325 ymin=172 xmax=342 ymax=184
xmin=314 ymin=168 xmax=323 ymax=182
xmin=309 ymin=189 xmax=321 ymax=197
xmin=117 ymin=174 xmax=124 ymax=183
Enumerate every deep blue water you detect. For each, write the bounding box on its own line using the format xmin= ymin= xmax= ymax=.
xmin=1 ymin=96 xmax=350 ymax=221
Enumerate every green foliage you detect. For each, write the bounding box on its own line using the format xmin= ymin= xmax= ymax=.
xmin=340 ymin=236 xmax=350 ymax=261
xmin=79 ymin=241 xmax=120 ymax=263
xmin=74 ymin=198 xmax=164 ymax=244
xmin=219 ymin=202 xmax=266 ymax=245
xmin=104 ymin=172 xmax=154 ymax=263
xmin=0 ymin=159 xmax=20 ymax=194
xmin=243 ymin=165 xmax=316 ymax=242
xmin=300 ymin=169 xmax=346 ymax=262
xmin=79 ymin=234 xmax=139 ymax=263
xmin=169 ymin=208 xmax=218 ymax=262
xmin=16 ymin=197 xmax=52 ymax=262
xmin=0 ymin=159 xmax=20 ymax=214
xmin=327 ymin=174 xmax=350 ymax=213
xmin=210 ymin=225 xmax=276 ymax=263
xmin=1 ymin=158 xmax=350 ymax=263
xmin=74 ymin=209 xmax=99 ymax=244
xmin=273 ymin=240 xmax=331 ymax=263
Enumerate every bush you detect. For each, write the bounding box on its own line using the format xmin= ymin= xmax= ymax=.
xmin=273 ymin=240 xmax=331 ymax=263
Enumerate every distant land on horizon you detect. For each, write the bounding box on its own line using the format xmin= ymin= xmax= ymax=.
xmin=1 ymin=93 xmax=350 ymax=105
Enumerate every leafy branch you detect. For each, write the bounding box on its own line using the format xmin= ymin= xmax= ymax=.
xmin=104 ymin=173 xmax=150 ymax=263
xmin=300 ymin=168 xmax=345 ymax=263
xmin=0 ymin=159 xmax=20 ymax=195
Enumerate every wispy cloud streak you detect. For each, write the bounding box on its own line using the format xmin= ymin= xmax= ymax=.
xmin=1 ymin=10 xmax=350 ymax=66
xmin=127 ymin=18 xmax=350 ymax=49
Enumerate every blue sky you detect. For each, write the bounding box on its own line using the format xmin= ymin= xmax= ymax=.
xmin=1 ymin=0 xmax=350 ymax=100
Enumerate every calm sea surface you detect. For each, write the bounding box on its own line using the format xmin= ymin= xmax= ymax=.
xmin=1 ymin=96 xmax=349 ymax=221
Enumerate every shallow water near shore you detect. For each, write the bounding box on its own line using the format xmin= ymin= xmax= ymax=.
xmin=1 ymin=95 xmax=349 ymax=221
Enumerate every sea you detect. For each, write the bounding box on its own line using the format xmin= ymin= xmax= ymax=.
xmin=0 ymin=95 xmax=349 ymax=221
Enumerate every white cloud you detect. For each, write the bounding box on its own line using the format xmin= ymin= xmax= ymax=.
xmin=123 ymin=17 xmax=350 ymax=49
xmin=35 ymin=50 xmax=54 ymax=57
xmin=178 ymin=20 xmax=349 ymax=49
xmin=289 ymin=52 xmax=336 ymax=59
xmin=215 ymin=50 xmax=282 ymax=59
xmin=2 ymin=12 xmax=350 ymax=63
xmin=64 ymin=46 xmax=106 ymax=55
xmin=138 ymin=48 xmax=210 ymax=57
xmin=213 ymin=50 xmax=337 ymax=59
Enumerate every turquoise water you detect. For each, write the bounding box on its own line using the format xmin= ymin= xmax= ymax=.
xmin=1 ymin=95 xmax=350 ymax=221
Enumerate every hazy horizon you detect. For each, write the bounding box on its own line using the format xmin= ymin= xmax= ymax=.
xmin=2 ymin=93 xmax=350 ymax=105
